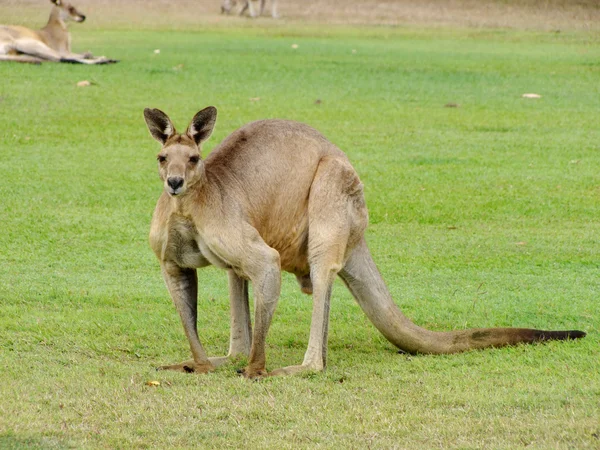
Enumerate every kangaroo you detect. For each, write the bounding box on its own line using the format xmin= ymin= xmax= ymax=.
xmin=0 ymin=0 xmax=117 ymax=64
xmin=143 ymin=106 xmax=586 ymax=378
xmin=221 ymin=0 xmax=279 ymax=19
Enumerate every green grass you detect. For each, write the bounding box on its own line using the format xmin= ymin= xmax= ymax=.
xmin=0 ymin=25 xmax=599 ymax=448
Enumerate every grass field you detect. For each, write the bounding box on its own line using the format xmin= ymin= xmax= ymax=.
xmin=0 ymin=9 xmax=599 ymax=449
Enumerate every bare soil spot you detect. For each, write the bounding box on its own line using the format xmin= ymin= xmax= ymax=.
xmin=1 ymin=0 xmax=599 ymax=30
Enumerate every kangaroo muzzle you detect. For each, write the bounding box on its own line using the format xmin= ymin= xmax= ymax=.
xmin=167 ymin=176 xmax=184 ymax=195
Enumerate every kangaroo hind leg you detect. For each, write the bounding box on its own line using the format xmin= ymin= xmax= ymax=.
xmin=208 ymin=270 xmax=252 ymax=367
xmin=270 ymin=156 xmax=368 ymax=376
xmin=237 ymin=230 xmax=282 ymax=379
xmin=12 ymin=39 xmax=61 ymax=62
xmin=0 ymin=54 xmax=44 ymax=64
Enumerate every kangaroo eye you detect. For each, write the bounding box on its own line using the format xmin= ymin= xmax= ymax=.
xmin=189 ymin=155 xmax=200 ymax=164
xmin=157 ymin=155 xmax=167 ymax=163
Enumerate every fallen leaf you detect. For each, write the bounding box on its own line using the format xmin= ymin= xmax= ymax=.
xmin=444 ymin=102 xmax=460 ymax=108
xmin=515 ymin=241 xmax=527 ymax=246
xmin=145 ymin=380 xmax=160 ymax=387
xmin=522 ymin=93 xmax=541 ymax=98
xmin=447 ymin=226 xmax=457 ymax=230
xmin=314 ymin=99 xmax=322 ymax=105
xmin=154 ymin=49 xmax=161 ymax=54
xmin=76 ymin=80 xmax=91 ymax=87
xmin=291 ymin=44 xmax=298 ymax=49
xmin=569 ymin=159 xmax=580 ymax=164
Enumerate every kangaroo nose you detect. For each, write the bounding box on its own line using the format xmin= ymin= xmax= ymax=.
xmin=79 ymin=15 xmax=86 ymax=22
xmin=167 ymin=177 xmax=184 ymax=191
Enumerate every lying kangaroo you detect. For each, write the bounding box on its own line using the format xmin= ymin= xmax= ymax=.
xmin=221 ymin=0 xmax=279 ymax=18
xmin=143 ymin=107 xmax=586 ymax=378
xmin=0 ymin=0 xmax=117 ymax=64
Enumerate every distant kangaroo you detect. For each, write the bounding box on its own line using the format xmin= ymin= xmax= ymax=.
xmin=221 ymin=0 xmax=279 ymax=18
xmin=0 ymin=0 xmax=117 ymax=64
xmin=143 ymin=106 xmax=586 ymax=378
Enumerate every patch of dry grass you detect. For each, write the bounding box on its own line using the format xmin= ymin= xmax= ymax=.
xmin=1 ymin=0 xmax=599 ymax=30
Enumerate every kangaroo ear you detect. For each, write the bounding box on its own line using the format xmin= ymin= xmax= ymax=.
xmin=186 ymin=106 xmax=217 ymax=146
xmin=51 ymin=0 xmax=62 ymax=5
xmin=144 ymin=108 xmax=176 ymax=145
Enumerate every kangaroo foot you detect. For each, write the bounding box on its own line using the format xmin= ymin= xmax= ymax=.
xmin=208 ymin=354 xmax=248 ymax=367
xmin=208 ymin=356 xmax=231 ymax=367
xmin=157 ymin=360 xmax=214 ymax=374
xmin=269 ymin=364 xmax=321 ymax=376
xmin=237 ymin=366 xmax=269 ymax=379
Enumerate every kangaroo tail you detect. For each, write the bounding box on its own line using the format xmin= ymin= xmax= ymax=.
xmin=338 ymin=238 xmax=586 ymax=355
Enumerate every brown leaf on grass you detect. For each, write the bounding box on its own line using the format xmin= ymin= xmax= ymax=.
xmin=444 ymin=102 xmax=460 ymax=108
xmin=515 ymin=241 xmax=527 ymax=246
xmin=315 ymin=99 xmax=322 ymax=105
xmin=77 ymin=80 xmax=91 ymax=87
xmin=522 ymin=93 xmax=541 ymax=98
xmin=145 ymin=380 xmax=160 ymax=387
xmin=447 ymin=226 xmax=457 ymax=230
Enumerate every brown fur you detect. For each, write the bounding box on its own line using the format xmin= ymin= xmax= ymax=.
xmin=0 ymin=0 xmax=117 ymax=64
xmin=143 ymin=106 xmax=586 ymax=378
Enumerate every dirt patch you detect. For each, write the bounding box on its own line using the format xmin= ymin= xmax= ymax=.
xmin=1 ymin=0 xmax=599 ymax=30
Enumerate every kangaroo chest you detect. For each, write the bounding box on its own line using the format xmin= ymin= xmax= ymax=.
xmin=160 ymin=216 xmax=231 ymax=270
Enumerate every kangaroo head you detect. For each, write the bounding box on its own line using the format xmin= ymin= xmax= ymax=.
xmin=50 ymin=0 xmax=86 ymax=23
xmin=144 ymin=107 xmax=217 ymax=197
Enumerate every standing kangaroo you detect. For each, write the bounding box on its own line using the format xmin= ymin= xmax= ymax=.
xmin=221 ymin=0 xmax=279 ymax=18
xmin=143 ymin=107 xmax=585 ymax=378
xmin=0 ymin=0 xmax=117 ymax=64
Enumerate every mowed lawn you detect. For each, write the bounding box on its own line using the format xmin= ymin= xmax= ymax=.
xmin=0 ymin=24 xmax=599 ymax=448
